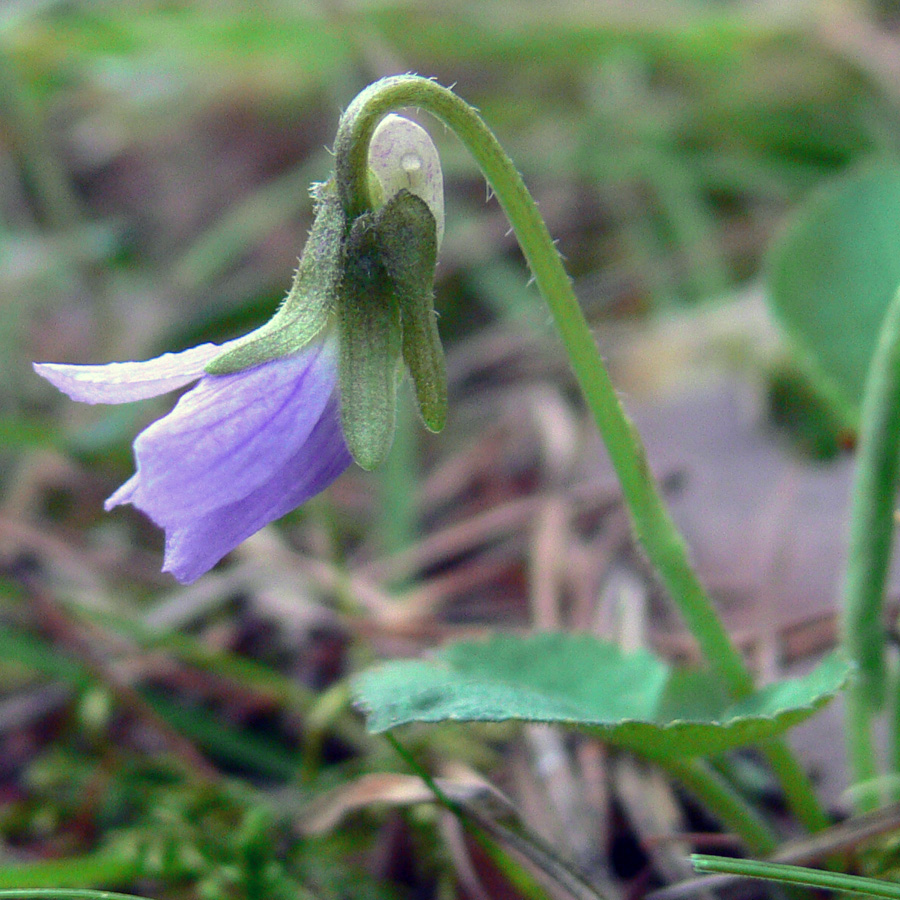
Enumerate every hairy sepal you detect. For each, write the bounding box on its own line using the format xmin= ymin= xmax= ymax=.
xmin=206 ymin=180 xmax=346 ymax=375
xmin=375 ymin=191 xmax=446 ymax=432
xmin=337 ymin=214 xmax=403 ymax=470
xmin=368 ymin=114 xmax=444 ymax=250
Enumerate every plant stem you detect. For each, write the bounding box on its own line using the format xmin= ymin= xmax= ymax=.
xmin=661 ymin=757 xmax=778 ymax=856
xmin=762 ymin=740 xmax=829 ymax=833
xmin=378 ymin=380 xmax=419 ymax=568
xmin=692 ymin=855 xmax=900 ymax=899
xmin=333 ymin=74 xmax=827 ymax=832
xmin=890 ymin=656 xmax=900 ymax=801
xmin=840 ymin=284 xmax=900 ymax=812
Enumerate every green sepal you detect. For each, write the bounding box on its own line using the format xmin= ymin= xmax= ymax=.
xmin=375 ymin=190 xmax=446 ymax=432
xmin=337 ymin=213 xmax=403 ymax=470
xmin=205 ymin=180 xmax=346 ymax=375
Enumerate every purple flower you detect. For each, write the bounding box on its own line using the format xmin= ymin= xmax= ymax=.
xmin=34 ymin=333 xmax=351 ymax=583
xmin=33 ymin=113 xmax=446 ymax=583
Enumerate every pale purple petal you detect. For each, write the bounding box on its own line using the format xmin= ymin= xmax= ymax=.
xmin=105 ymin=474 xmax=138 ymax=508
xmin=160 ymin=395 xmax=351 ymax=583
xmin=40 ymin=329 xmax=353 ymax=583
xmin=109 ymin=336 xmax=338 ymax=522
xmin=33 ymin=341 xmax=239 ymax=404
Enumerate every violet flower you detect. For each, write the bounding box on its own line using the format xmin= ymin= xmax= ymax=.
xmin=34 ymin=114 xmax=445 ymax=584
xmin=35 ymin=334 xmax=351 ymax=583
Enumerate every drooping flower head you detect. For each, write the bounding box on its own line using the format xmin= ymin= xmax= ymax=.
xmin=34 ymin=115 xmax=445 ymax=583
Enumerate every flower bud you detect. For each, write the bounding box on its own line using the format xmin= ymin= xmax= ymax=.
xmin=336 ymin=115 xmax=447 ymax=466
xmin=367 ymin=114 xmax=444 ymax=249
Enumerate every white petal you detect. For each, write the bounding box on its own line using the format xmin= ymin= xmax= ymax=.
xmin=368 ymin=114 xmax=444 ymax=249
xmin=34 ymin=342 xmax=235 ymax=404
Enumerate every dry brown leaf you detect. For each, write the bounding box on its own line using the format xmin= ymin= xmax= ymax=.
xmin=299 ymin=769 xmax=515 ymax=835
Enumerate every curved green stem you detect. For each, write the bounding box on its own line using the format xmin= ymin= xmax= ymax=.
xmin=333 ymin=74 xmax=827 ymax=832
xmin=336 ymin=74 xmax=752 ymax=696
xmin=840 ymin=284 xmax=900 ymax=812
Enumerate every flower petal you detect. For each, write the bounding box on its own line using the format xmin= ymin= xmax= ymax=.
xmin=105 ymin=474 xmax=138 ymax=509
xmin=110 ymin=334 xmax=339 ymax=522
xmin=33 ymin=342 xmax=234 ymax=404
xmin=160 ymin=395 xmax=351 ymax=583
xmin=368 ymin=114 xmax=444 ymax=249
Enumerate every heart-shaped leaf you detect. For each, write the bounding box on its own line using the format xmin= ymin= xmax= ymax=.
xmin=354 ymin=633 xmax=851 ymax=757
xmin=767 ymin=162 xmax=900 ymax=425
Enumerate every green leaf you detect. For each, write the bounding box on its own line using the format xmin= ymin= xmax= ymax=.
xmin=354 ymin=633 xmax=852 ymax=757
xmin=768 ymin=162 xmax=900 ymax=424
xmin=375 ymin=191 xmax=447 ymax=432
xmin=205 ymin=180 xmax=345 ymax=375
xmin=337 ymin=213 xmax=402 ymax=470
